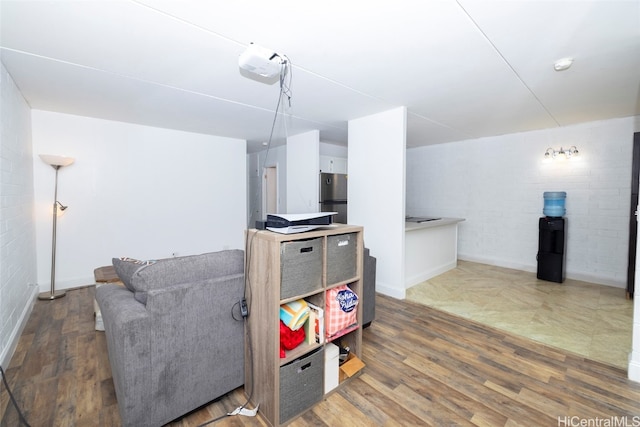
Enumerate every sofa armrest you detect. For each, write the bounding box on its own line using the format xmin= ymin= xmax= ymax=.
xmin=129 ymin=273 xmax=245 ymax=426
xmin=96 ymin=284 xmax=152 ymax=425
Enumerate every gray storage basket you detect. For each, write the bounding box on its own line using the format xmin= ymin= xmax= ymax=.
xmin=326 ymin=233 xmax=357 ymax=285
xmin=279 ymin=347 xmax=324 ymax=422
xmin=280 ymin=237 xmax=323 ymax=300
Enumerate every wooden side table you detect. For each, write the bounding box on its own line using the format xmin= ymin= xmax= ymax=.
xmin=94 ymin=266 xmax=123 ymax=331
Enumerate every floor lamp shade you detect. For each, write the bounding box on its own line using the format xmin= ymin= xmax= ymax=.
xmin=39 ymin=154 xmax=75 ymax=301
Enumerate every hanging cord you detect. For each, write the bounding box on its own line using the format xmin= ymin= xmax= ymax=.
xmin=0 ymin=365 xmax=31 ymax=427
xmin=261 ymin=56 xmax=290 ymax=164
xmin=246 ymin=54 xmax=293 ymax=227
xmin=198 ymin=244 xmax=257 ymax=426
xmin=280 ymin=56 xmax=293 ymax=108
xmin=199 ymin=55 xmax=292 ymax=427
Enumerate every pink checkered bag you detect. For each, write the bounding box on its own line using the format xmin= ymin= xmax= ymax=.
xmin=325 ymin=285 xmax=359 ymax=338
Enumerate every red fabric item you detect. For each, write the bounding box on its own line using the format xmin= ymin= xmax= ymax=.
xmin=280 ymin=320 xmax=306 ymax=357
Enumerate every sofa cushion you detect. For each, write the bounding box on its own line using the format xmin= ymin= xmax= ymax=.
xmin=129 ymin=250 xmax=244 ymax=304
xmin=112 ymin=257 xmax=156 ymax=292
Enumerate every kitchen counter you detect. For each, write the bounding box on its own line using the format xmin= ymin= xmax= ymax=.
xmin=405 ymin=217 xmax=465 ymax=289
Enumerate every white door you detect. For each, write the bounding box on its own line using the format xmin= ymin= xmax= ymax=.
xmin=264 ymin=166 xmax=278 ymax=214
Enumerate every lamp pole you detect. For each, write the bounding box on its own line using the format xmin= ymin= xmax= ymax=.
xmin=40 ymin=165 xmax=66 ymax=300
xmin=38 ymin=154 xmax=74 ymax=301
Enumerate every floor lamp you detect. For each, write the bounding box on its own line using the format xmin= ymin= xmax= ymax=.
xmin=38 ymin=154 xmax=75 ymax=301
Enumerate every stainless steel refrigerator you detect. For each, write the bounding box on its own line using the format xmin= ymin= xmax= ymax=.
xmin=319 ymin=173 xmax=347 ymax=224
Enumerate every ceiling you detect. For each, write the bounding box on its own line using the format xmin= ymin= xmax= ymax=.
xmin=1 ymin=1 xmax=639 ymax=153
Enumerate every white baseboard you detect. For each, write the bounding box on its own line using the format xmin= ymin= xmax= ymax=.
xmin=0 ymin=286 xmax=38 ymax=369
xmin=628 ymin=356 xmax=640 ymax=383
xmin=405 ymin=260 xmax=457 ymax=289
xmin=458 ymin=253 xmax=535 ymax=274
xmin=375 ymin=280 xmax=406 ymax=300
xmin=457 ymin=253 xmax=625 ymax=289
xmin=564 ymin=270 xmax=625 ymax=289
xmin=38 ymin=275 xmax=95 ymax=294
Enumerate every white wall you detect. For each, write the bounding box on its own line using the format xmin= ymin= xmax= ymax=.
xmin=319 ymin=156 xmax=347 ymax=174
xmin=286 ymin=130 xmax=319 ymax=213
xmin=320 ymin=142 xmax=348 ymax=174
xmin=32 ymin=111 xmax=247 ymax=292
xmin=0 ymin=63 xmax=38 ymax=367
xmin=406 ymin=116 xmax=640 ymax=287
xmin=320 ymin=142 xmax=347 ymax=158
xmin=349 ymin=107 xmax=407 ymax=298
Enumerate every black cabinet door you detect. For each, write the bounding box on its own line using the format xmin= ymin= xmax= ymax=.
xmin=627 ymin=132 xmax=640 ymax=299
xmin=537 ymin=252 xmax=565 ymax=283
xmin=537 ymin=217 xmax=566 ymax=283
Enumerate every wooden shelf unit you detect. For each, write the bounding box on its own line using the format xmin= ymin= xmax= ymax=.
xmin=244 ymin=225 xmax=364 ymax=426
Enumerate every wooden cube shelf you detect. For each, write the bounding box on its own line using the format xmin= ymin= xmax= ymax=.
xmin=244 ymin=225 xmax=364 ymax=426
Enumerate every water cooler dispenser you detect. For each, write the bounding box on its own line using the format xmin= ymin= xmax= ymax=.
xmin=537 ymin=192 xmax=566 ymax=283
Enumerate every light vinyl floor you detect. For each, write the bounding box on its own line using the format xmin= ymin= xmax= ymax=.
xmin=406 ymin=260 xmax=634 ymax=370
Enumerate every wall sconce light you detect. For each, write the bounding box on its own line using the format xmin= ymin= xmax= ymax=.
xmin=544 ymin=146 xmax=579 ymax=159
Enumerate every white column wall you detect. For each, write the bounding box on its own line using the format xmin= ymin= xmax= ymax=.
xmin=629 ymin=164 xmax=640 ymax=382
xmin=630 ymin=276 xmax=640 ymax=381
xmin=349 ymin=107 xmax=407 ymax=298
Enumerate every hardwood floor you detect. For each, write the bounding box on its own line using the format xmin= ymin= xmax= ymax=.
xmin=3 ymin=285 xmax=640 ymax=426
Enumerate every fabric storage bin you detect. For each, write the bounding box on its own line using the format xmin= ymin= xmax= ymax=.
xmin=326 ymin=233 xmax=357 ymax=285
xmin=280 ymin=237 xmax=323 ymax=300
xmin=279 ymin=347 xmax=324 ymax=422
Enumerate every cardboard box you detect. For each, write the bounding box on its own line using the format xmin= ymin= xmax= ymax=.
xmin=339 ymin=353 xmax=365 ymax=383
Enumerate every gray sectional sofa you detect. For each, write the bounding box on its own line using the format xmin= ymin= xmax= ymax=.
xmin=95 ymin=250 xmax=245 ymax=427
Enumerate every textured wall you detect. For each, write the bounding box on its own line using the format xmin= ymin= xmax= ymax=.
xmin=406 ymin=116 xmax=640 ymax=287
xmin=0 ymin=63 xmax=38 ymax=367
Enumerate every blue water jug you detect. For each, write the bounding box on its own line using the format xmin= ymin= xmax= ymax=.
xmin=543 ymin=192 xmax=566 ymax=217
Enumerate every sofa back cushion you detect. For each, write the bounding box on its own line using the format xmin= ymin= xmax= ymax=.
xmin=126 ymin=250 xmax=244 ymax=304
xmin=112 ymin=257 xmax=157 ymax=293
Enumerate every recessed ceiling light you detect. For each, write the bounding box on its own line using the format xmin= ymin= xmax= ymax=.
xmin=554 ymin=57 xmax=574 ymax=71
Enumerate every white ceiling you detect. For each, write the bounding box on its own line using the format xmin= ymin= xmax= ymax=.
xmin=1 ymin=0 xmax=639 ymax=153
